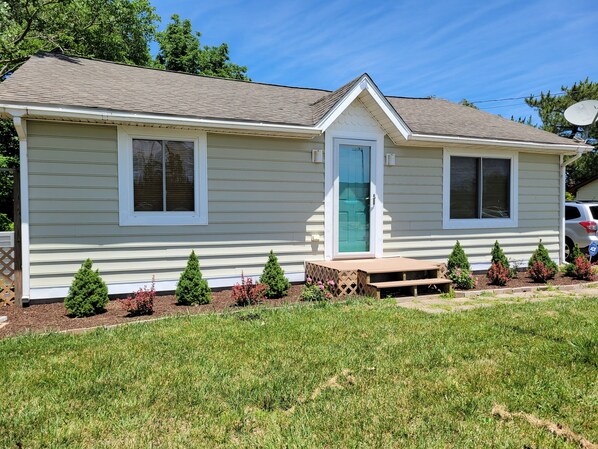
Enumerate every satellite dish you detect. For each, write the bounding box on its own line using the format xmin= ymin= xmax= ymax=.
xmin=564 ymin=100 xmax=598 ymax=126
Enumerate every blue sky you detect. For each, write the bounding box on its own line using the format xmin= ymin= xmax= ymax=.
xmin=150 ymin=0 xmax=597 ymax=123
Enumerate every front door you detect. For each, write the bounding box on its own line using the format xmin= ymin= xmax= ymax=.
xmin=334 ymin=139 xmax=376 ymax=257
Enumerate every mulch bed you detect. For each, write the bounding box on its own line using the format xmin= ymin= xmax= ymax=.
xmin=0 ymin=285 xmax=305 ymax=339
xmin=1 ymin=272 xmax=595 ymax=339
xmin=467 ymin=271 xmax=592 ymax=291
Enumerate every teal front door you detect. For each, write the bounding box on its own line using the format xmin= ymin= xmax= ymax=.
xmin=338 ymin=143 xmax=371 ymax=253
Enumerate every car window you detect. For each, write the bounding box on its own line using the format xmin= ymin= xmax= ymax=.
xmin=566 ymin=206 xmax=581 ymax=220
xmin=590 ymin=206 xmax=598 ymax=220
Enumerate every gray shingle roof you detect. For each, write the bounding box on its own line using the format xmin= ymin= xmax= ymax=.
xmin=0 ymin=53 xmax=577 ymax=146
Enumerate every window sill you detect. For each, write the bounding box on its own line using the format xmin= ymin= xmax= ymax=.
xmin=443 ymin=218 xmax=518 ymax=230
xmin=119 ymin=213 xmax=208 ymax=227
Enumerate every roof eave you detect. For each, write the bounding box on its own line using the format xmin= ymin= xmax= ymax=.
xmin=409 ymin=132 xmax=591 ymax=153
xmin=0 ymin=103 xmax=322 ymax=138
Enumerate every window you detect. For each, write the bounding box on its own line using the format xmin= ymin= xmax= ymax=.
xmin=118 ymin=127 xmax=208 ymax=226
xmin=565 ymin=206 xmax=581 ymax=220
xmin=443 ymin=150 xmax=517 ymax=229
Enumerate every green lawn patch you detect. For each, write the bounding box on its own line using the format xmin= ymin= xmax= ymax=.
xmin=1 ymin=297 xmax=596 ymax=448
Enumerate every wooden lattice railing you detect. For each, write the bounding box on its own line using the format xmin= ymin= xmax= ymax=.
xmin=0 ymin=246 xmax=15 ymax=306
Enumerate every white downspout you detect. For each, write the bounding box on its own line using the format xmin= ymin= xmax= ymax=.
xmin=560 ymin=149 xmax=585 ymax=264
xmin=10 ymin=111 xmax=29 ymax=303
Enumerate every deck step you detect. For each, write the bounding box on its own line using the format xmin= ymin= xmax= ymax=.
xmin=358 ymin=265 xmax=440 ymax=274
xmin=368 ymin=278 xmax=451 ymax=289
xmin=368 ymin=277 xmax=452 ymax=298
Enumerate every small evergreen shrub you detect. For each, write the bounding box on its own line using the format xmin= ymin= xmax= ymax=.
xmin=260 ymin=250 xmax=290 ymax=298
xmin=564 ymin=244 xmax=585 ymax=276
xmin=490 ymin=241 xmax=510 ymax=270
xmin=64 ymin=259 xmax=109 ymax=317
xmin=528 ymin=240 xmax=558 ymax=274
xmin=487 ymin=241 xmax=512 ymax=285
xmin=572 ymin=256 xmax=593 ymax=281
xmin=487 ymin=262 xmax=511 ymax=286
xmin=448 ymin=241 xmax=470 ymax=271
xmin=300 ymin=277 xmax=334 ymax=301
xmin=529 ymin=260 xmax=556 ymax=283
xmin=509 ymin=258 xmax=521 ymax=278
xmin=120 ymin=277 xmax=155 ymax=316
xmin=176 ymin=251 xmax=212 ymax=305
xmin=232 ymin=273 xmax=267 ymax=306
xmin=448 ymin=267 xmax=477 ymax=290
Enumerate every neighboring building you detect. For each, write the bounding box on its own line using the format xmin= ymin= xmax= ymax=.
xmin=0 ymin=53 xmax=591 ymax=302
xmin=572 ymin=175 xmax=598 ymax=201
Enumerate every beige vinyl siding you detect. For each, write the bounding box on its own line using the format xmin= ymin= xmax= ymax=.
xmin=383 ymin=141 xmax=560 ymax=266
xmin=575 ymin=181 xmax=598 ymax=201
xmin=27 ymin=121 xmax=324 ymax=289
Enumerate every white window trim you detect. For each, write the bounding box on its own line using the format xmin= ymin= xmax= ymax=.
xmin=117 ymin=126 xmax=208 ymax=226
xmin=442 ymin=148 xmax=518 ymax=229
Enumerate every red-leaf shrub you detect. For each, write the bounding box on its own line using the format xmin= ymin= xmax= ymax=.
xmin=573 ymin=256 xmax=593 ymax=281
xmin=120 ymin=277 xmax=155 ymax=316
xmin=232 ymin=273 xmax=267 ymax=306
xmin=487 ymin=262 xmax=511 ymax=286
xmin=528 ymin=261 xmax=556 ymax=283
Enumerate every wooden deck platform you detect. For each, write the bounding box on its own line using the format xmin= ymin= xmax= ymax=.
xmin=305 ymin=257 xmax=450 ymax=298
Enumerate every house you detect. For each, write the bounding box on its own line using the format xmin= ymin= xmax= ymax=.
xmin=572 ymin=174 xmax=598 ymax=201
xmin=0 ymin=52 xmax=591 ymax=303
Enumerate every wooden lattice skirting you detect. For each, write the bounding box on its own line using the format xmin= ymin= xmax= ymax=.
xmin=305 ymin=262 xmax=359 ymax=297
xmin=0 ymin=246 xmax=15 ymax=305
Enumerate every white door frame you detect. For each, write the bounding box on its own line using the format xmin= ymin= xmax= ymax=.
xmin=324 ymin=131 xmax=384 ymax=260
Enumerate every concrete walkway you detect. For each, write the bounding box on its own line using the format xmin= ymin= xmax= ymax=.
xmin=397 ymin=286 xmax=598 ymax=313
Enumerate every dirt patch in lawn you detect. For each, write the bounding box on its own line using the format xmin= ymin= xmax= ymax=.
xmin=0 ymin=285 xmax=305 ymax=339
xmin=467 ymin=271 xmax=592 ymax=291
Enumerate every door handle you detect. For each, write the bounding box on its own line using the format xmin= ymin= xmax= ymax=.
xmin=365 ymin=195 xmax=376 ymax=206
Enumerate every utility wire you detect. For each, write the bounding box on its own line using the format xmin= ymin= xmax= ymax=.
xmin=471 ymin=91 xmax=566 ymax=104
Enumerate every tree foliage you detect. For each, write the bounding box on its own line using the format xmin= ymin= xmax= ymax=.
xmin=458 ymin=99 xmax=478 ymax=109
xmin=0 ymin=0 xmax=159 ymax=78
xmin=0 ymin=2 xmax=250 ymax=220
xmin=524 ymin=78 xmax=598 ymax=187
xmin=155 ymin=14 xmax=249 ymax=80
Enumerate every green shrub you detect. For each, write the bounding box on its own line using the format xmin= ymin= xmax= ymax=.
xmin=528 ymin=240 xmax=558 ymax=273
xmin=176 ymin=250 xmax=211 ymax=305
xmin=490 ymin=241 xmax=510 ymax=270
xmin=448 ymin=241 xmax=470 ymax=271
xmin=64 ymin=259 xmax=109 ymax=317
xmin=564 ymin=244 xmax=584 ymax=276
xmin=0 ymin=213 xmax=13 ymax=231
xmin=300 ymin=278 xmax=334 ymax=301
xmin=260 ymin=250 xmax=290 ymax=298
xmin=448 ymin=267 xmax=477 ymax=289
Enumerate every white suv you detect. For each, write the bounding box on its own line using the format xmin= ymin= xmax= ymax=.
xmin=565 ymin=201 xmax=598 ymax=260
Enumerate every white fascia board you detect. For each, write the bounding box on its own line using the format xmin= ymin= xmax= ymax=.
xmin=0 ymin=104 xmax=321 ymax=137
xmin=409 ymin=132 xmax=591 ymax=153
xmin=315 ymin=75 xmax=412 ymax=139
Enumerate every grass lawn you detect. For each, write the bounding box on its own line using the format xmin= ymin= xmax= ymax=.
xmin=1 ymin=296 xmax=597 ymax=448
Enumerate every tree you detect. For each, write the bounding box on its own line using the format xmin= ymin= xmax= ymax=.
xmin=0 ymin=0 xmax=159 ymax=78
xmin=524 ymin=79 xmax=598 ymax=187
xmin=459 ymin=99 xmax=478 ymax=109
xmin=0 ymin=0 xmax=159 ymax=219
xmin=156 ymin=14 xmax=249 ymax=80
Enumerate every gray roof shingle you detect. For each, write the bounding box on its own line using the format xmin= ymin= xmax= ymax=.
xmin=0 ymin=53 xmax=577 ymax=146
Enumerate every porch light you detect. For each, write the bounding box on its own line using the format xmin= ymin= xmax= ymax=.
xmin=311 ymin=149 xmax=323 ymax=163
xmin=385 ymin=153 xmax=396 ymax=166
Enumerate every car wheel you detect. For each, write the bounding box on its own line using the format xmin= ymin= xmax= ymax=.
xmin=565 ymin=238 xmax=574 ymax=262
